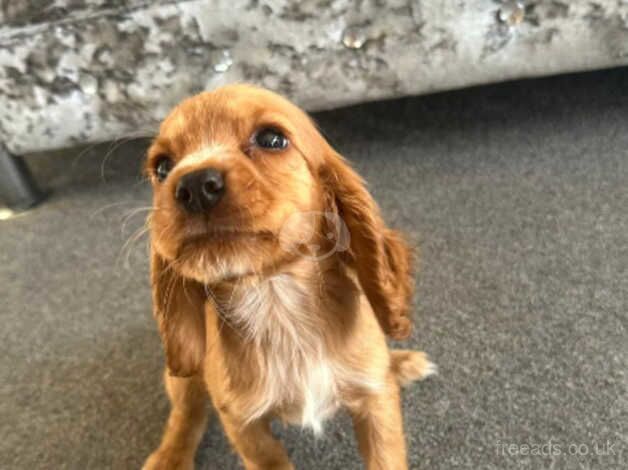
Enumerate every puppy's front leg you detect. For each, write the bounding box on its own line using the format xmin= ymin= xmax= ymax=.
xmin=350 ymin=375 xmax=408 ymax=470
xmin=143 ymin=371 xmax=209 ymax=470
xmin=216 ymin=409 xmax=293 ymax=470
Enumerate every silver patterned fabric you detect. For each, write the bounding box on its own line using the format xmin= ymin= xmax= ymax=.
xmin=1 ymin=0 xmax=627 ymax=153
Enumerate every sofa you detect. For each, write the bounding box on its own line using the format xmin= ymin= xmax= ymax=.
xmin=1 ymin=0 xmax=627 ymax=208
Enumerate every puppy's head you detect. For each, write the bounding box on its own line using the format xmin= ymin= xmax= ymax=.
xmin=147 ymin=85 xmax=326 ymax=284
xmin=147 ymin=85 xmax=413 ymax=375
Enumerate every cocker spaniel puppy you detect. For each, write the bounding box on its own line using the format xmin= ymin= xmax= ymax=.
xmin=143 ymin=84 xmax=435 ymax=470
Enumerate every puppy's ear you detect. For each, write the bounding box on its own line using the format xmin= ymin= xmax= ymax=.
xmin=321 ymin=151 xmax=414 ymax=339
xmin=151 ymin=247 xmax=206 ymax=377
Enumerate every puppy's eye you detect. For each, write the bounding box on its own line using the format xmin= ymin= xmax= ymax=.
xmin=254 ymin=128 xmax=289 ymax=150
xmin=154 ymin=156 xmax=174 ymax=182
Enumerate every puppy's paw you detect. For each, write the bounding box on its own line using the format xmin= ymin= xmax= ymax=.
xmin=142 ymin=448 xmax=194 ymax=470
xmin=390 ymin=350 xmax=437 ymax=386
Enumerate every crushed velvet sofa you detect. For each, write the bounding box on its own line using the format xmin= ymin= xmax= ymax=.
xmin=1 ymin=0 xmax=627 ymax=208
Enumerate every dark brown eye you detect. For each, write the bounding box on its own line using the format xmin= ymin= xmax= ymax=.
xmin=154 ymin=156 xmax=173 ymax=182
xmin=254 ymin=128 xmax=288 ymax=150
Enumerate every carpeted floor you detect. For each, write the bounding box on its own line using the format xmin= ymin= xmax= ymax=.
xmin=1 ymin=68 xmax=627 ymax=470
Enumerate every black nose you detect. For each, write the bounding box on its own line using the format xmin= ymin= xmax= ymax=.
xmin=175 ymin=168 xmax=225 ymax=213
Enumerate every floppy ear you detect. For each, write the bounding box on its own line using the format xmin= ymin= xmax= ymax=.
xmin=151 ymin=247 xmax=207 ymax=377
xmin=321 ymin=152 xmax=415 ymax=340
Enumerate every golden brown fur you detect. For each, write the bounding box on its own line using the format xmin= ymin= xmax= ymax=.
xmin=143 ymin=84 xmax=435 ymax=470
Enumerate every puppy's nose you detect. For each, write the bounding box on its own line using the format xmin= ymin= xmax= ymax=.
xmin=175 ymin=168 xmax=225 ymax=213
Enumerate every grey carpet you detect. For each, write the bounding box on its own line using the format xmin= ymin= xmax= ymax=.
xmin=1 ymin=68 xmax=627 ymax=470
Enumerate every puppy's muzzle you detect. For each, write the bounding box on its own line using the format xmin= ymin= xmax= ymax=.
xmin=175 ymin=168 xmax=225 ymax=213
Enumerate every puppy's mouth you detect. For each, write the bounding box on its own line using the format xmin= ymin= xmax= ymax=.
xmin=181 ymin=227 xmax=275 ymax=247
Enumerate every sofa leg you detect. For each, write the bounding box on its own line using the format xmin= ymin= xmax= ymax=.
xmin=0 ymin=144 xmax=44 ymax=210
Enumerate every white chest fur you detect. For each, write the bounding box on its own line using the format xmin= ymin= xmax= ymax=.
xmin=217 ymin=273 xmax=379 ymax=433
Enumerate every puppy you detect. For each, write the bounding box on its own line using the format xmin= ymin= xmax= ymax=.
xmin=143 ymin=84 xmax=435 ymax=470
